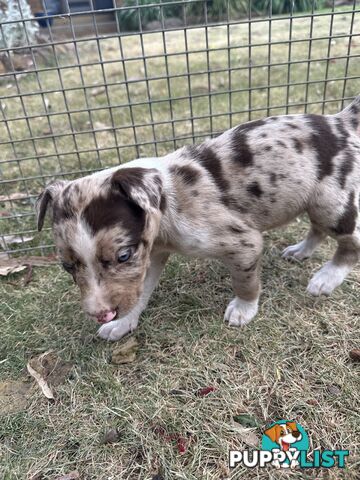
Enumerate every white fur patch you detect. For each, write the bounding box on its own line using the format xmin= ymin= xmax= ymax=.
xmin=224 ymin=296 xmax=259 ymax=327
xmin=97 ymin=315 xmax=139 ymax=341
xmin=282 ymin=238 xmax=318 ymax=261
xmin=72 ymin=219 xmax=96 ymax=262
xmin=307 ymin=261 xmax=352 ymax=296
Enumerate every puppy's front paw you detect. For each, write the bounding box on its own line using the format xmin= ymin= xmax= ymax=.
xmin=282 ymin=240 xmax=311 ymax=261
xmin=97 ymin=317 xmax=137 ymax=341
xmin=224 ymin=297 xmax=258 ymax=327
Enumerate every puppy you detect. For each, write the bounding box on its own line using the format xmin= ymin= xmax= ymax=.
xmin=36 ymin=96 xmax=360 ymax=341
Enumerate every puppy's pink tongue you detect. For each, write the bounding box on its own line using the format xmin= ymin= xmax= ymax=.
xmin=98 ymin=310 xmax=117 ymax=323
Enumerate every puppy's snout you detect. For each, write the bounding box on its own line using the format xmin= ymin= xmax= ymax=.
xmin=91 ymin=309 xmax=117 ymax=324
xmin=292 ymin=430 xmax=301 ymax=438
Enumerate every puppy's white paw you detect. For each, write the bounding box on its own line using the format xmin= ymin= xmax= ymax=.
xmin=97 ymin=317 xmax=138 ymax=341
xmin=282 ymin=240 xmax=312 ymax=261
xmin=224 ymin=297 xmax=258 ymax=327
xmin=307 ymin=261 xmax=351 ymax=296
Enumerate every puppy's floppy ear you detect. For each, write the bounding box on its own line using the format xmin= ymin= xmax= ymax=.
xmin=111 ymin=167 xmax=163 ymax=212
xmin=264 ymin=424 xmax=280 ymax=443
xmin=35 ymin=181 xmax=66 ymax=231
xmin=286 ymin=421 xmax=298 ymax=432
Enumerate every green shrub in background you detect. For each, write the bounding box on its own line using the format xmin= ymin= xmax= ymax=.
xmin=253 ymin=0 xmax=324 ymax=14
xmin=116 ymin=0 xmax=182 ymax=31
xmin=116 ymin=0 xmax=325 ymax=32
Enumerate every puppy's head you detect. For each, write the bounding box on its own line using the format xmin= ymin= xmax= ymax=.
xmin=36 ymin=167 xmax=164 ymax=323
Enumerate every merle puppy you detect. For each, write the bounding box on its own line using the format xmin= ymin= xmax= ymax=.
xmin=36 ymin=96 xmax=360 ymax=340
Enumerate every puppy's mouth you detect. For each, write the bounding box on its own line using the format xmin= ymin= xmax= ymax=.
xmin=96 ymin=308 xmax=119 ymax=324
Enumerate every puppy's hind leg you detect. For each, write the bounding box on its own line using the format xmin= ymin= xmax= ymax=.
xmin=282 ymin=224 xmax=326 ymax=261
xmin=307 ymin=193 xmax=360 ymax=296
xmin=222 ymin=230 xmax=263 ymax=327
xmin=307 ymin=232 xmax=360 ymax=296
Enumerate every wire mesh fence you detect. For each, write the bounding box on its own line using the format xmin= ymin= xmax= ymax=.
xmin=0 ymin=0 xmax=359 ymax=256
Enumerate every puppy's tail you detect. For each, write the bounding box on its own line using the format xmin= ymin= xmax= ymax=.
xmin=337 ymin=95 xmax=360 ymax=132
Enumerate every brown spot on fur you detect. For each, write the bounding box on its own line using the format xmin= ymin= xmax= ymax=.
xmin=190 ymin=145 xmax=230 ymax=193
xmin=264 ymin=145 xmax=272 ymax=152
xmin=247 ymin=181 xmax=263 ymax=197
xmin=241 ymin=240 xmax=255 ymax=248
xmin=338 ymin=150 xmax=355 ymax=189
xmin=243 ymin=260 xmax=258 ymax=272
xmin=82 ymin=192 xmax=145 ymax=242
xmin=170 ymin=165 xmax=200 ymax=185
xmin=229 ymin=225 xmax=245 ymax=234
xmin=160 ymin=194 xmax=167 ymax=213
xmin=287 ymin=123 xmax=299 ymax=129
xmin=232 ymin=131 xmax=253 ymax=167
xmin=111 ymin=167 xmax=162 ymax=210
xmin=307 ymin=115 xmax=343 ymax=180
xmin=331 ymin=191 xmax=357 ymax=235
xmin=277 ymin=140 xmax=286 ymax=148
xmin=351 ymin=117 xmax=359 ymax=129
xmin=350 ymin=103 xmax=359 ymax=115
xmin=293 ymin=138 xmax=303 ymax=154
xmin=269 ymin=173 xmax=277 ymax=185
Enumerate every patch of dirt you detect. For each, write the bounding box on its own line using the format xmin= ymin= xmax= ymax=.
xmin=28 ymin=351 xmax=73 ymax=388
xmin=0 ymin=380 xmax=31 ymax=414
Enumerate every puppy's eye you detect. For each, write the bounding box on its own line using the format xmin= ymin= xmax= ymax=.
xmin=62 ymin=261 xmax=75 ymax=273
xmin=117 ymin=247 xmax=133 ymax=263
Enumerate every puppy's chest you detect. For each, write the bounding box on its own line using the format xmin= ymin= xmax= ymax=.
xmin=157 ymin=223 xmax=214 ymax=257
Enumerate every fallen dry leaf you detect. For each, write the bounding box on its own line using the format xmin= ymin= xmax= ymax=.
xmin=27 ymin=361 xmax=54 ymax=400
xmin=111 ymin=337 xmax=138 ymax=364
xmin=27 ymin=351 xmax=73 ymax=392
xmin=54 ymin=471 xmax=80 ymax=480
xmin=101 ymin=428 xmax=121 ymax=444
xmin=349 ymin=349 xmax=360 ymax=362
xmin=233 ymin=414 xmax=260 ymax=428
xmin=327 ymin=384 xmax=341 ymax=396
xmin=0 ymin=264 xmax=27 ymax=276
xmin=0 ymin=380 xmax=31 ymax=414
xmin=0 ymin=255 xmax=57 ymax=277
xmin=195 ymin=386 xmax=216 ymax=397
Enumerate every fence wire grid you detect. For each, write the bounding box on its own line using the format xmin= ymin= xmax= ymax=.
xmin=0 ymin=0 xmax=359 ymax=256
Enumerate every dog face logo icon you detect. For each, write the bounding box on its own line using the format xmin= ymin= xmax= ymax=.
xmin=264 ymin=421 xmax=302 ymax=451
xmin=261 ymin=420 xmax=309 ymax=469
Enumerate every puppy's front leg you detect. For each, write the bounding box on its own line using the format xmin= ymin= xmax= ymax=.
xmin=222 ymin=230 xmax=263 ymax=327
xmin=98 ymin=251 xmax=169 ymax=341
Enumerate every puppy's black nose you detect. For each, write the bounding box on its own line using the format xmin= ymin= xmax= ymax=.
xmin=292 ymin=430 xmax=301 ymax=438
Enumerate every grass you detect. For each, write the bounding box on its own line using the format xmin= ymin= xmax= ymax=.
xmin=1 ymin=223 xmax=360 ymax=479
xmin=1 ymin=6 xmax=360 ymax=479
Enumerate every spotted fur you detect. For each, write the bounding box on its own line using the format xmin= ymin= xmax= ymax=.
xmin=36 ymin=96 xmax=360 ymax=341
